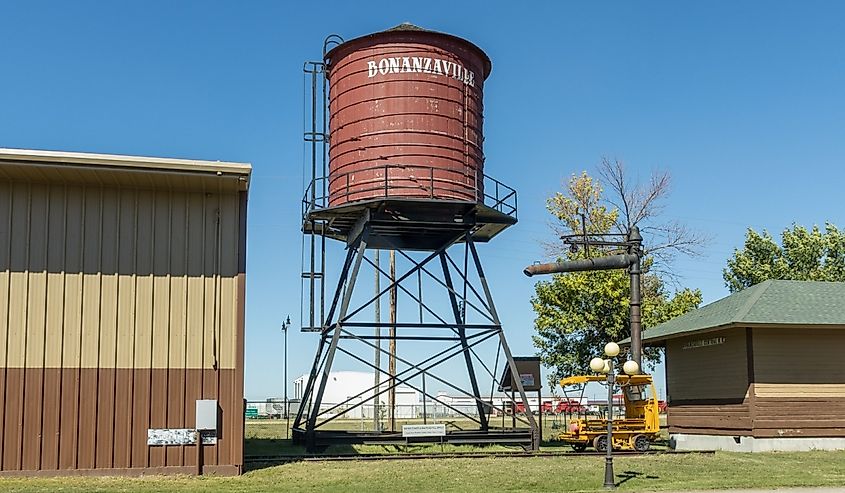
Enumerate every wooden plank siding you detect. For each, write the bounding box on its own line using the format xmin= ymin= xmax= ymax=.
xmin=0 ymin=177 xmax=247 ymax=475
xmin=665 ymin=327 xmax=751 ymax=435
xmin=666 ymin=327 xmax=845 ymax=439
xmin=751 ymin=328 xmax=845 ymax=438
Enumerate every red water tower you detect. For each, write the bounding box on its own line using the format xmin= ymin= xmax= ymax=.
xmin=293 ymin=24 xmax=538 ymax=451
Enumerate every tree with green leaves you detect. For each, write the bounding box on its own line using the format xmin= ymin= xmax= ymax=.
xmin=531 ymin=160 xmax=703 ymax=387
xmin=724 ymin=223 xmax=845 ymax=292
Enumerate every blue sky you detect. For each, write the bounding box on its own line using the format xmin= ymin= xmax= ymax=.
xmin=2 ymin=1 xmax=843 ymax=400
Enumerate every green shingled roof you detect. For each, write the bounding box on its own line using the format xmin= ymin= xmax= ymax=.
xmin=629 ymin=280 xmax=845 ymax=344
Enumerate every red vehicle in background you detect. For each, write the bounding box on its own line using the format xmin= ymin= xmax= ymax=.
xmin=505 ymin=401 xmax=527 ymax=415
xmin=555 ymin=400 xmax=585 ymax=414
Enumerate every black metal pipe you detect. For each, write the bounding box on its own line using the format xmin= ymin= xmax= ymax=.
xmin=523 ymin=254 xmax=638 ymax=277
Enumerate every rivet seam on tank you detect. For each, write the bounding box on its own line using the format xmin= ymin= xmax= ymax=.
xmin=366 ymin=56 xmax=476 ymax=87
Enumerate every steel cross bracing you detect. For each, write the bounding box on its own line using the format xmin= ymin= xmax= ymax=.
xmin=291 ymin=226 xmax=539 ymax=451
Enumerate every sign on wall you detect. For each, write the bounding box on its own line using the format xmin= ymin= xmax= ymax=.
xmin=682 ymin=337 xmax=726 ymax=350
xmin=147 ymin=429 xmax=218 ymax=446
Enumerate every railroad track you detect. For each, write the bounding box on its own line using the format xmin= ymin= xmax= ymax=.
xmin=244 ymin=449 xmax=713 ymax=464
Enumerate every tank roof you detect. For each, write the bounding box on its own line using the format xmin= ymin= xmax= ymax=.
xmin=325 ymin=23 xmax=492 ymax=79
xmin=384 ymin=22 xmax=429 ymax=33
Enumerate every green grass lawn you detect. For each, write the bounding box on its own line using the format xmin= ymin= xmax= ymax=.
xmin=1 ymin=419 xmax=840 ymax=492
xmin=1 ymin=451 xmax=845 ymax=492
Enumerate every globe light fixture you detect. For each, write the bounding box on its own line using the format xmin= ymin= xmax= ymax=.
xmin=604 ymin=342 xmax=620 ymax=357
xmin=623 ymin=360 xmax=640 ymax=376
xmin=590 ymin=357 xmax=606 ymax=373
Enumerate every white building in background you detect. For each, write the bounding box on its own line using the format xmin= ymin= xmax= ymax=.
xmin=293 ymin=371 xmax=419 ymax=419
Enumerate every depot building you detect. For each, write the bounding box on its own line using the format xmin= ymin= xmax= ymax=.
xmin=0 ymin=148 xmax=250 ymax=475
xmin=640 ymin=280 xmax=845 ymax=452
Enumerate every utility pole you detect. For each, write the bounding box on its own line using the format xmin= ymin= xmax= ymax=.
xmin=388 ymin=250 xmax=397 ymax=432
xmin=373 ymin=250 xmax=381 ymax=431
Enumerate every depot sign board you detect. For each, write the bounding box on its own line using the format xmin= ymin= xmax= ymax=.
xmin=366 ymin=57 xmax=476 ymax=87
xmin=682 ymin=337 xmax=726 ymax=350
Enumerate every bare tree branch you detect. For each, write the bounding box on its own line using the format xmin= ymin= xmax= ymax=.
xmin=550 ymin=157 xmax=711 ymax=275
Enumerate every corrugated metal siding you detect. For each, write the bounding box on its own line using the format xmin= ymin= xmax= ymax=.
xmin=0 ymin=180 xmax=245 ymax=474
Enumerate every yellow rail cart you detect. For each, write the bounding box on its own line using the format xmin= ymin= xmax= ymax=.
xmin=558 ymin=374 xmax=660 ymax=452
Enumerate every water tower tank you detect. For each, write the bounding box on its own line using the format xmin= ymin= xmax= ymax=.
xmin=325 ymin=24 xmax=491 ymax=207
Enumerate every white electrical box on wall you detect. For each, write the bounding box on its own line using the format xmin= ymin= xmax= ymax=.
xmin=195 ymin=400 xmax=218 ymax=431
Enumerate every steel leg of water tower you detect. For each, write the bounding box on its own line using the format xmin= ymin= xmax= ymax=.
xmin=296 ymin=218 xmax=365 ymax=422
xmin=293 ymin=243 xmax=357 ymax=432
xmin=306 ymin=227 xmax=369 ymax=449
xmin=305 ymin=230 xmax=369 ymax=450
xmin=440 ymin=252 xmax=488 ymax=429
xmin=467 ymin=237 xmax=540 ymax=449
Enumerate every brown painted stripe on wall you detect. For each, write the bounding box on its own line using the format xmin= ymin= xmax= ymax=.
xmin=22 ymin=368 xmax=44 ymax=471
xmin=3 ymin=370 xmax=22 ymax=470
xmin=166 ymin=368 xmax=185 ymax=466
xmin=0 ymin=369 xmax=5 ymax=469
xmin=113 ymin=368 xmax=132 ymax=469
xmin=58 ymin=369 xmax=79 ymax=470
xmin=0 ymin=369 xmax=241 ymax=472
xmin=96 ymin=368 xmax=116 ymax=469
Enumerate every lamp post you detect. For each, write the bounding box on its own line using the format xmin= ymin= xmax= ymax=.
xmin=281 ymin=315 xmax=291 ymax=439
xmin=589 ymin=342 xmax=640 ymax=490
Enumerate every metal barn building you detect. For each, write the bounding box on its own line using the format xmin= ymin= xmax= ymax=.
xmin=0 ymin=148 xmax=250 ymax=475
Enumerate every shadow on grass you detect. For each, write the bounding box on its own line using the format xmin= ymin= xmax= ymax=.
xmin=243 ymin=439 xmax=538 ymax=472
xmin=616 ymin=470 xmax=660 ymax=487
xmin=244 ymin=438 xmax=362 ymax=472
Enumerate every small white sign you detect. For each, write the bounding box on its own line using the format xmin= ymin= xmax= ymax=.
xmin=147 ymin=428 xmax=196 ymax=446
xmin=147 ymin=428 xmax=218 ymax=446
xmin=402 ymin=424 xmax=446 ymax=438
